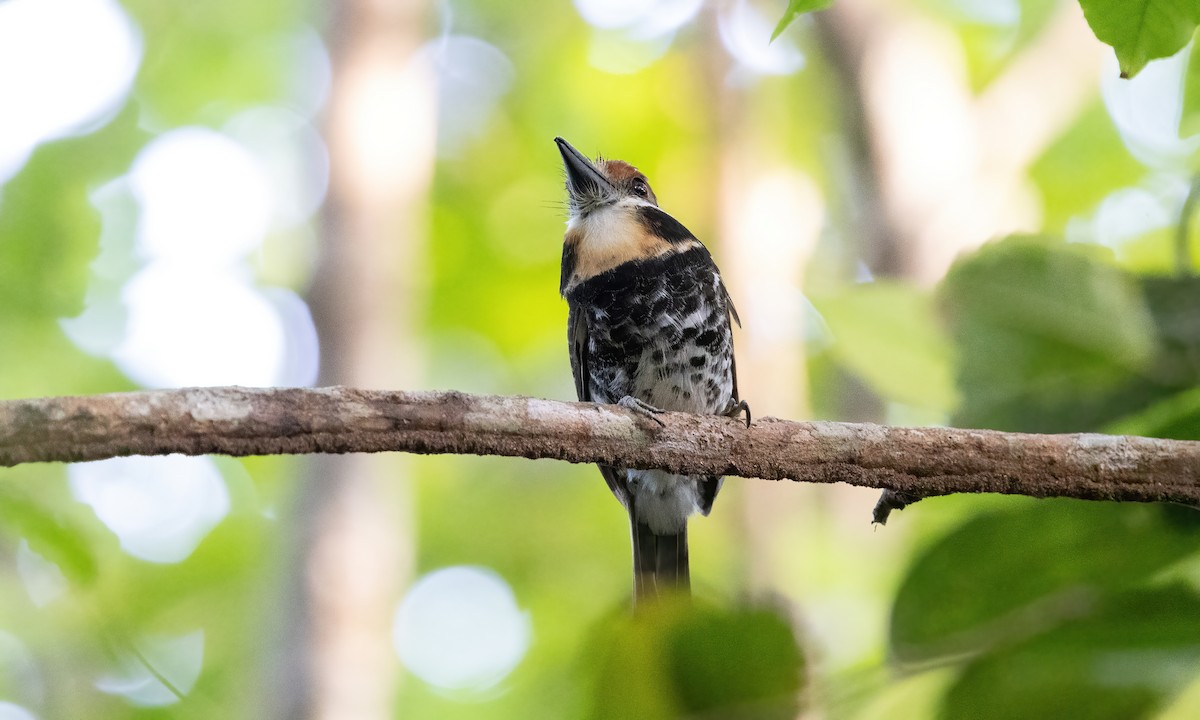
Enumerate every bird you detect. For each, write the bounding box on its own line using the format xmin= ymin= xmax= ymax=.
xmin=555 ymin=137 xmax=749 ymax=602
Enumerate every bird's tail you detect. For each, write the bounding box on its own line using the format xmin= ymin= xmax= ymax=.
xmin=631 ymin=515 xmax=690 ymax=602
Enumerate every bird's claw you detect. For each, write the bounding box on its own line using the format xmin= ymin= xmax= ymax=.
xmin=723 ymin=399 xmax=751 ymax=428
xmin=618 ymin=396 xmax=666 ymax=427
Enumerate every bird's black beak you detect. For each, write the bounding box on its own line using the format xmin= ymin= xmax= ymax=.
xmin=556 ymin=137 xmax=617 ymax=213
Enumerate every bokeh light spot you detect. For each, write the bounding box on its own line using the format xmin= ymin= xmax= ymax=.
xmin=1102 ymin=48 xmax=1200 ymax=168
xmin=1092 ymin=186 xmax=1174 ymax=250
xmin=16 ymin=540 xmax=67 ymax=608
xmin=130 ymin=128 xmax=274 ymax=264
xmin=393 ymin=566 xmax=531 ymax=693
xmin=946 ymin=0 xmax=1019 ymax=26
xmin=588 ymin=30 xmax=674 ymax=75
xmin=574 ymin=0 xmax=700 ymax=36
xmin=281 ymin=27 xmax=333 ymax=119
xmin=0 ymin=702 xmax=37 ymax=720
xmin=632 ymin=0 xmax=704 ymax=39
xmin=0 ymin=0 xmax=140 ymax=183
xmin=69 ymin=456 xmax=229 ymax=564
xmin=418 ymin=36 xmax=514 ymax=155
xmin=223 ymin=107 xmax=330 ymax=229
xmin=63 ymin=146 xmax=321 ymax=389
xmin=573 ymin=0 xmax=647 ymax=29
xmin=114 ymin=264 xmax=289 ymax=388
xmin=718 ymin=0 xmax=805 ymax=78
xmin=58 ymin=178 xmax=139 ymax=357
xmin=574 ymin=0 xmax=700 ymax=73
xmin=262 ymin=287 xmax=321 ymax=387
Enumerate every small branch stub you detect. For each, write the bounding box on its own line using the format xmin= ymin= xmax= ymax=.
xmin=1 ymin=387 xmax=1199 ymax=507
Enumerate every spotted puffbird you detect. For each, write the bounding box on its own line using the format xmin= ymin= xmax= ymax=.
xmin=555 ymin=137 xmax=749 ymax=602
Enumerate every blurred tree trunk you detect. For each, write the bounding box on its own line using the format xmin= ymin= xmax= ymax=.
xmin=817 ymin=0 xmax=1101 ymax=285
xmin=269 ymin=0 xmax=434 ymax=716
xmin=700 ymin=1 xmax=821 ymax=596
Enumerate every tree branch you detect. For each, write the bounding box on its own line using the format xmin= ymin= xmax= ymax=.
xmin=2 ymin=387 xmax=1199 ymax=505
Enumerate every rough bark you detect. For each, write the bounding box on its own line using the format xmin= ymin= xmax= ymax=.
xmin=3 ymin=387 xmax=1199 ymax=505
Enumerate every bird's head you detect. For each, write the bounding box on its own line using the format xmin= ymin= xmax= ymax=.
xmin=556 ymin=137 xmax=658 ymax=217
xmin=554 ymin=137 xmax=703 ymax=295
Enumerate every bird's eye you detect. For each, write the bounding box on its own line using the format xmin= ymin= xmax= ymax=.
xmin=632 ymin=180 xmax=649 ymax=197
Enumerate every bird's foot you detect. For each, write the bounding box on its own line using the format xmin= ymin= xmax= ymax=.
xmin=618 ymin=396 xmax=666 ymax=427
xmin=723 ymin=399 xmax=752 ymax=428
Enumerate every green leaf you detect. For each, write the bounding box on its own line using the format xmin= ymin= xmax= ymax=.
xmin=943 ymin=585 xmax=1200 ymax=720
xmin=586 ymin=600 xmax=680 ymax=719
xmin=890 ymin=500 xmax=1200 ymax=664
xmin=947 ymin=252 xmax=1200 ymax=438
xmin=1105 ymin=386 xmax=1200 ymax=438
xmin=771 ymin=0 xmax=832 ymax=41
xmin=815 ymin=282 xmax=959 ymax=412
xmin=942 ymin=236 xmax=1158 ymax=433
xmin=587 ymin=599 xmax=805 ymax=719
xmin=1094 ymin=275 xmax=1200 ymax=439
xmin=668 ymin=606 xmax=805 ymax=720
xmin=1078 ymin=0 xmax=1200 ymax=79
xmin=1114 ymin=275 xmax=1200 ymax=439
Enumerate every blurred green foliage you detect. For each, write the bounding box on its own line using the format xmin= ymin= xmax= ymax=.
xmin=945 ymin=584 xmax=1200 ymax=720
xmin=587 ymin=598 xmax=805 ymax=720
xmin=874 ymin=234 xmax=1200 ymax=717
xmin=0 ymin=0 xmax=308 ymax=715
xmin=892 ymin=501 xmax=1200 ymax=662
xmin=938 ymin=236 xmax=1200 ymax=435
xmin=1031 ymin=103 xmax=1146 ymax=233
xmin=945 ymin=237 xmax=1156 ymax=431
xmin=815 ymin=281 xmax=958 ymax=410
